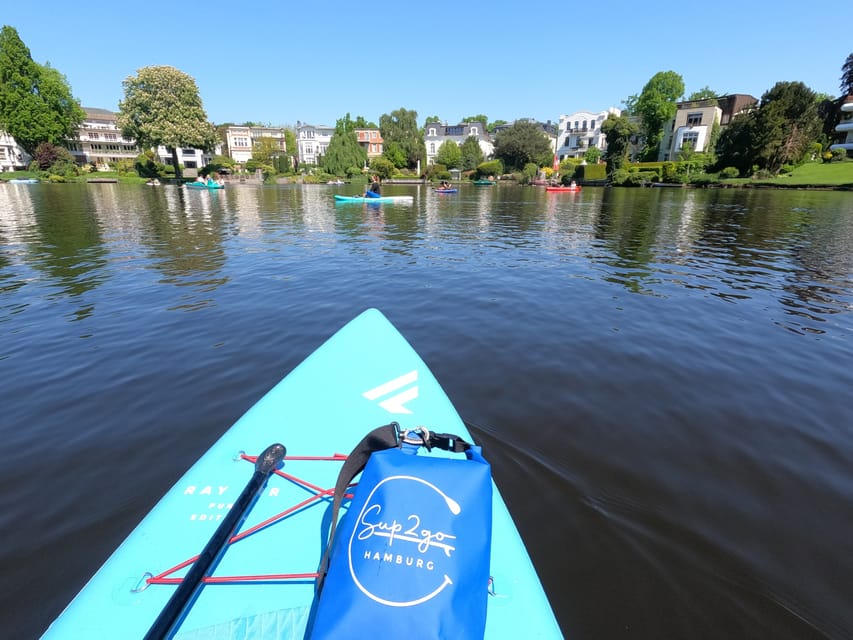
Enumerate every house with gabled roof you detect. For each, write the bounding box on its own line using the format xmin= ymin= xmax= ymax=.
xmin=424 ymin=121 xmax=492 ymax=166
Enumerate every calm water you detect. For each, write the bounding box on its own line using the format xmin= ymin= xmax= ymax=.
xmin=1 ymin=182 xmax=851 ymax=639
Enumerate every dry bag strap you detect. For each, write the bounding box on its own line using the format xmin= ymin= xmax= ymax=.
xmin=317 ymin=422 xmax=400 ymax=590
xmin=316 ymin=423 xmax=474 ymax=591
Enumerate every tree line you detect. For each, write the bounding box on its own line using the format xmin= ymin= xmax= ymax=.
xmin=2 ymin=24 xmax=851 ymax=182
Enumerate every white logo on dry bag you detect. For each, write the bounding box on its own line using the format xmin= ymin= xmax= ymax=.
xmin=348 ymin=474 xmax=460 ymax=607
xmin=362 ymin=370 xmax=418 ymax=414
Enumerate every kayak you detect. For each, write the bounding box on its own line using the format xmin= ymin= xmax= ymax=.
xmin=8 ymin=178 xmax=39 ymax=184
xmin=473 ymin=179 xmax=495 ymax=185
xmin=434 ymin=188 xmax=458 ymax=193
xmin=42 ymin=309 xmax=562 ymax=639
xmin=186 ymin=181 xmax=224 ymax=189
xmin=334 ymin=194 xmax=414 ymax=204
xmin=545 ymin=186 xmax=581 ymax=192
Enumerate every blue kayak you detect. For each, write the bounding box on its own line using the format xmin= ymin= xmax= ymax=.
xmin=186 ymin=181 xmax=224 ymax=189
xmin=42 ymin=309 xmax=563 ymax=639
xmin=435 ymin=188 xmax=458 ymax=193
xmin=334 ymin=194 xmax=413 ymax=204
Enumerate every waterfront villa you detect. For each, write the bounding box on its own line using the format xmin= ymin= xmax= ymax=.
xmin=296 ymin=122 xmax=334 ymax=166
xmin=0 ymin=130 xmax=29 ymax=172
xmin=424 ymin=121 xmax=493 ymax=166
xmin=556 ymin=109 xmax=620 ymax=160
xmin=829 ymin=96 xmax=853 ymax=154
xmin=657 ymin=94 xmax=757 ymax=161
xmin=355 ymin=128 xmax=383 ymax=160
xmin=66 ymin=107 xmax=216 ymax=172
xmin=225 ymin=125 xmax=287 ymax=164
xmin=67 ymin=108 xmax=139 ymax=170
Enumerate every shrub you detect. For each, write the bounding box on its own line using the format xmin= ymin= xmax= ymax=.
xmin=369 ymin=156 xmax=396 ymax=180
xmin=719 ymin=166 xmax=740 ymax=179
xmin=661 ymin=162 xmax=678 ymax=182
xmin=522 ymin=162 xmax=538 ymax=184
xmin=690 ymin=173 xmax=718 ymax=186
xmin=135 ymin=152 xmax=159 ymax=178
xmin=577 ymin=163 xmax=606 ymax=181
xmin=830 ymin=148 xmax=848 ymax=162
xmin=476 ymin=159 xmax=503 ymax=178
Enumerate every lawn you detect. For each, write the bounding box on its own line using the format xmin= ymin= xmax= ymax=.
xmin=763 ymin=161 xmax=853 ymax=186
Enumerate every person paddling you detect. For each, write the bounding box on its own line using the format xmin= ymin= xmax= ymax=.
xmin=364 ymin=174 xmax=381 ymax=198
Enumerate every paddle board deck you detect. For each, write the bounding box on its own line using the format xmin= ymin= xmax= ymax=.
xmin=42 ymin=309 xmax=562 ymax=639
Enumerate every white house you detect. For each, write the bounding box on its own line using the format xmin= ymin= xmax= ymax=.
xmin=225 ymin=125 xmax=287 ymax=164
xmin=423 ymin=121 xmax=493 ymax=166
xmin=556 ymin=109 xmax=619 ymax=160
xmin=0 ymin=130 xmax=30 ymax=172
xmin=67 ymin=107 xmax=139 ymax=169
xmin=296 ymin=122 xmax=334 ymax=166
xmin=829 ymin=96 xmax=853 ymax=154
xmin=68 ymin=107 xmax=218 ymax=171
xmin=657 ymin=94 xmax=756 ymax=161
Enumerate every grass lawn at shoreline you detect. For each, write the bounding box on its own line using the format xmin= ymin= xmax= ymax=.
xmin=756 ymin=162 xmax=853 ymax=186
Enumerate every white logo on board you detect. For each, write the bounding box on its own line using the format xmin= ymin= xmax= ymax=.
xmin=362 ymin=370 xmax=419 ymax=414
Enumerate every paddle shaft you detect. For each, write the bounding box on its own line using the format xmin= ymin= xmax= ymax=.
xmin=143 ymin=443 xmax=286 ymax=640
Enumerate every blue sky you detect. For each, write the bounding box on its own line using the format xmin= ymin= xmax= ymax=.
xmin=4 ymin=1 xmax=852 ymax=128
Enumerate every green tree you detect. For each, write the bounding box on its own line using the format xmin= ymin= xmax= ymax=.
xmin=635 ymin=70 xmax=685 ymax=160
xmin=117 ymin=65 xmax=217 ymax=179
xmin=488 ymin=119 xmax=506 ymax=133
xmin=369 ymin=155 xmax=396 ymax=180
xmin=601 ymin=112 xmax=638 ymax=176
xmin=435 ymin=140 xmax=462 ymax=168
xmin=424 ymin=115 xmax=441 ymax=125
xmin=380 ymin=107 xmax=424 ymax=170
xmin=0 ymin=26 xmax=84 ymax=155
xmin=463 ymin=114 xmax=489 ymax=128
xmin=716 ymin=81 xmax=822 ymax=175
xmin=715 ymin=109 xmax=757 ymax=175
xmin=252 ymin=135 xmax=284 ymax=165
xmin=352 ymin=115 xmax=377 ymax=128
xmin=686 ymin=86 xmax=717 ymax=101
xmin=284 ymin=128 xmax=297 ymax=171
xmin=492 ymin=121 xmax=552 ymax=171
xmin=322 ymin=113 xmax=367 ymax=176
xmin=753 ymin=81 xmax=822 ymax=173
xmin=460 ymin=135 xmax=484 ymax=171
xmin=584 ymin=146 xmax=602 ymax=165
xmin=841 ymin=53 xmax=853 ymax=96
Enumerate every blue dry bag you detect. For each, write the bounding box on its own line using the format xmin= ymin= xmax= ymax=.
xmin=310 ymin=423 xmax=492 ymax=640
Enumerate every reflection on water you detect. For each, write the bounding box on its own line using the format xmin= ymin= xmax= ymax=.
xmin=2 ymin=183 xmax=849 ymax=332
xmin=1 ymin=182 xmax=852 ymax=639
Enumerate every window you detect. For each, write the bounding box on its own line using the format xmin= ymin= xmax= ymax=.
xmin=105 ymin=133 xmax=117 ymax=141
xmin=182 ymin=149 xmax=195 ymax=155
xmin=686 ymin=112 xmax=703 ymax=127
xmin=574 ymin=121 xmax=579 ymax=129
xmin=429 ymin=143 xmax=435 ymax=153
xmin=470 ymin=127 xmax=478 ymax=136
xmin=89 ymin=132 xmax=99 ymax=140
xmin=681 ymin=130 xmax=700 ymax=149
xmin=582 ymin=120 xmax=587 ymax=129
xmin=371 ymin=131 xmax=377 ymax=138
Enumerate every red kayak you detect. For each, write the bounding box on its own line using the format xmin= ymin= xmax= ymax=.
xmin=545 ymin=186 xmax=581 ymax=192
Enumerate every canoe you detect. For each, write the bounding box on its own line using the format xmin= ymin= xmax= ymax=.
xmin=544 ymin=186 xmax=581 ymax=192
xmin=8 ymin=178 xmax=39 ymax=184
xmin=186 ymin=181 xmax=224 ymax=189
xmin=473 ymin=180 xmax=495 ymax=185
xmin=434 ymin=188 xmax=458 ymax=193
xmin=334 ymin=194 xmax=414 ymax=204
xmin=42 ymin=309 xmax=563 ymax=639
